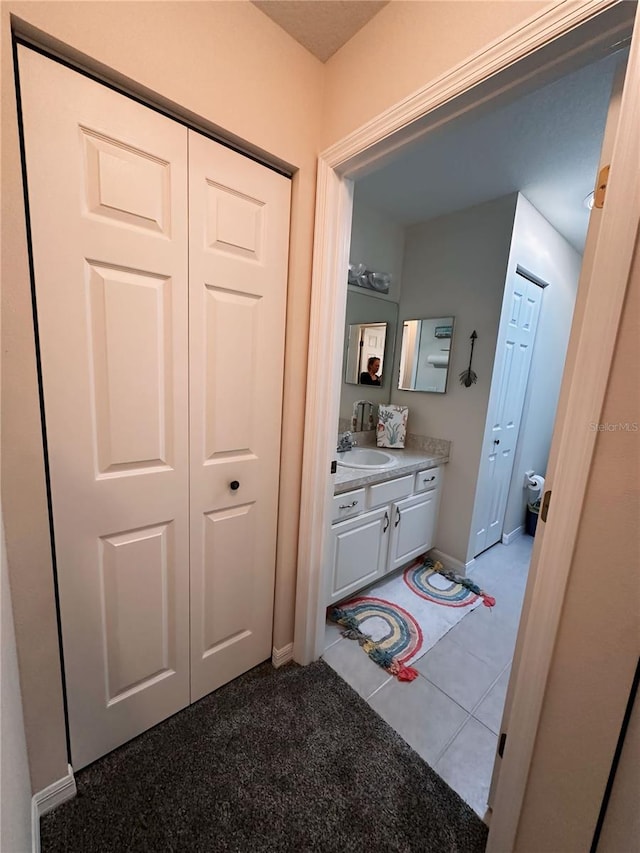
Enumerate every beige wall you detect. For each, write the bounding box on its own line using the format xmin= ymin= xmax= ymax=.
xmin=514 ymin=231 xmax=640 ymax=851
xmin=391 ymin=195 xmax=517 ymax=565
xmin=322 ymin=0 xmax=546 ymax=148
xmin=1 ymin=509 xmax=32 ymax=852
xmin=1 ymin=0 xmax=323 ymax=792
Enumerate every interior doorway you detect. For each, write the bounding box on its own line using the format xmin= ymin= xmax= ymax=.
xmin=298 ymin=1 xmax=632 ymax=849
xmin=319 ymin=42 xmax=626 ymax=817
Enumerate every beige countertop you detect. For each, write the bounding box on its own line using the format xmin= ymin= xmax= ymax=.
xmin=333 ymin=448 xmax=449 ymax=495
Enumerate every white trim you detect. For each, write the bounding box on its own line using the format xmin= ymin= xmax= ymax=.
xmin=31 ymin=765 xmax=76 ymax=853
xmin=294 ymin=0 xmax=639 ymax=848
xmin=271 ymin=643 xmax=294 ymax=668
xmin=321 ymin=0 xmax=623 ymax=173
xmin=293 ymin=163 xmax=353 ymax=665
xmin=501 ymin=526 xmax=525 ymax=545
xmin=429 ymin=548 xmax=475 ymax=577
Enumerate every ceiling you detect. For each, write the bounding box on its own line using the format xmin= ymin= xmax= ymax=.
xmin=355 ymin=49 xmax=626 ymax=253
xmin=252 ymin=0 xmax=388 ymax=62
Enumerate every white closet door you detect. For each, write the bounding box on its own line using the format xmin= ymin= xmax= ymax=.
xmin=471 ymin=273 xmax=543 ymax=556
xmin=18 ymin=47 xmax=190 ymax=768
xmin=188 ymin=131 xmax=291 ymax=702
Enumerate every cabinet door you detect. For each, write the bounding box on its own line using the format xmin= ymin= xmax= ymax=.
xmin=328 ymin=507 xmax=390 ymax=604
xmin=388 ymin=491 xmax=437 ymax=573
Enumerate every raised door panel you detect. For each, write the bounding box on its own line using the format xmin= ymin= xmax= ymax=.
xmin=388 ymin=493 xmax=437 ymax=572
xmin=329 ymin=508 xmax=390 ymax=604
xmin=188 ymin=130 xmax=291 ymax=702
xmin=472 ymin=274 xmax=542 ymax=556
xmin=18 ymin=47 xmax=190 ymax=769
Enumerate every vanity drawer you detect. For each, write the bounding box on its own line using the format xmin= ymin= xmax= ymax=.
xmin=367 ymin=475 xmax=413 ymax=509
xmin=332 ymin=489 xmax=366 ymax=523
xmin=414 ymin=466 xmax=440 ymax=493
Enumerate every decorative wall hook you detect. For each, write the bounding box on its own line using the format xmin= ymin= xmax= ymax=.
xmin=460 ymin=330 xmax=478 ymax=387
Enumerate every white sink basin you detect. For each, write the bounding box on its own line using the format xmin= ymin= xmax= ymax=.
xmin=336 ymin=447 xmax=398 ymax=470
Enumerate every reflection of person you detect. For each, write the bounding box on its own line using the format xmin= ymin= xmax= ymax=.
xmin=360 ymin=357 xmax=382 ymax=385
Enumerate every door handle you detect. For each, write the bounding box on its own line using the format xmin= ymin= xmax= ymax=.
xmin=230 ymin=480 xmax=240 ymax=491
xmin=394 ymin=507 xmax=401 ymax=527
xmin=493 ymin=439 xmax=500 ymax=445
xmin=383 ymin=511 xmax=389 ymax=532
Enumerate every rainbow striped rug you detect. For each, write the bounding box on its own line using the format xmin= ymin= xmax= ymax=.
xmin=330 ymin=556 xmax=495 ymax=681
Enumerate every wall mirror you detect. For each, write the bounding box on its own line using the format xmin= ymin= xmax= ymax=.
xmin=339 ymin=291 xmax=398 ymax=429
xmin=398 ymin=316 xmax=455 ymax=393
xmin=343 ymin=292 xmax=398 ymax=389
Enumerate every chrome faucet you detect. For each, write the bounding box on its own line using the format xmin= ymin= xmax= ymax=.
xmin=337 ymin=431 xmax=357 ymax=452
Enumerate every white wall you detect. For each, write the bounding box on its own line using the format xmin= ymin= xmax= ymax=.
xmin=502 ymin=196 xmax=581 ymax=539
xmin=391 ymin=194 xmax=518 ymax=565
xmin=0 ymin=511 xmax=32 ymax=853
xmin=340 ymin=197 xmax=405 ymax=424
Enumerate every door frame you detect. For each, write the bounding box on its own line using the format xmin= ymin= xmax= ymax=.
xmin=294 ymin=2 xmax=640 ymax=849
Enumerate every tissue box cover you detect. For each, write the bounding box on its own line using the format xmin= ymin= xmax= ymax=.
xmin=377 ymin=405 xmax=408 ymax=448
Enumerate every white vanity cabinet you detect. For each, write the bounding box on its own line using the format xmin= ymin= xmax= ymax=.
xmin=328 ymin=506 xmax=390 ymax=604
xmin=387 ymin=490 xmax=438 ymax=573
xmin=328 ymin=464 xmax=443 ymax=604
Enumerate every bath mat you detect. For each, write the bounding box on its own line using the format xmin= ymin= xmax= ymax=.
xmin=330 ymin=556 xmax=495 ymax=681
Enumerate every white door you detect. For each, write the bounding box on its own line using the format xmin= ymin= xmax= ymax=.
xmin=18 ymin=47 xmax=190 ymax=768
xmin=188 ymin=131 xmax=291 ymax=702
xmin=470 ymin=272 xmax=543 ymax=557
xmin=19 ymin=47 xmax=291 ymax=764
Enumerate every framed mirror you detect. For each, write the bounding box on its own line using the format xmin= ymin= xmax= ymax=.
xmin=398 ymin=316 xmax=455 ymax=393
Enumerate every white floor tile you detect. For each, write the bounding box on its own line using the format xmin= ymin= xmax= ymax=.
xmin=368 ymin=675 xmax=469 ymax=766
xmin=435 ymin=716 xmax=499 ymax=818
xmin=322 ymin=638 xmax=391 ymax=700
xmin=414 ymin=632 xmax=504 ymax=713
xmin=474 ymin=666 xmax=511 ymax=734
xmin=324 ymin=619 xmax=344 ymax=650
xmin=322 ymin=536 xmax=531 ymax=821
xmin=445 ymin=604 xmax=517 ymax=669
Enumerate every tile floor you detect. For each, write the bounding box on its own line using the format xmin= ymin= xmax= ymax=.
xmin=322 ymin=534 xmax=533 ymax=819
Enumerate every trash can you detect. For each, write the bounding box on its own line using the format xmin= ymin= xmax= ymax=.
xmin=525 ymin=500 xmax=540 ymax=536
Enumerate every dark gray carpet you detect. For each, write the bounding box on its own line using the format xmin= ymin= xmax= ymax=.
xmin=41 ymin=660 xmax=488 ymax=852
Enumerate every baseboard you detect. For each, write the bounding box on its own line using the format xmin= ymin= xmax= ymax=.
xmin=429 ymin=548 xmax=475 ymax=577
xmin=271 ymin=642 xmax=294 ymax=668
xmin=502 ymin=526 xmax=524 ymax=545
xmin=31 ymin=765 xmax=76 ymax=853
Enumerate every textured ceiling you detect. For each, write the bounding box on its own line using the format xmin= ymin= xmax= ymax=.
xmin=355 ymin=50 xmax=626 ymax=253
xmin=252 ymin=0 xmax=388 ymax=62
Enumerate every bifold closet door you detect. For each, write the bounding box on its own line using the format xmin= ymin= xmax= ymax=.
xmin=188 ymin=131 xmax=291 ymax=702
xmin=18 ymin=47 xmax=191 ymax=769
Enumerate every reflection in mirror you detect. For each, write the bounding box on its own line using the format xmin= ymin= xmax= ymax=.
xmin=398 ymin=317 xmax=455 ymax=393
xmin=345 ymin=322 xmax=387 ymax=385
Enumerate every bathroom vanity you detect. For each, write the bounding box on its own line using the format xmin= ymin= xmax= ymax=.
xmin=328 ymin=447 xmax=448 ymax=605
